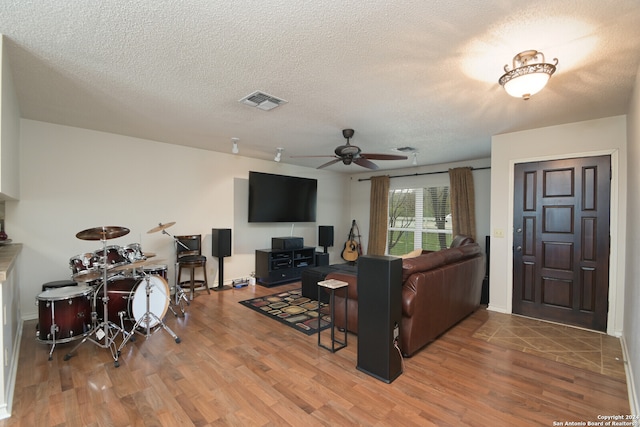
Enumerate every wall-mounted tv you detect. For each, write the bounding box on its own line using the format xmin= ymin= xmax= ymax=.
xmin=248 ymin=171 xmax=317 ymax=223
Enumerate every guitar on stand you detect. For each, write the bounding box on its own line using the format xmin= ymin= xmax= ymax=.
xmin=341 ymin=220 xmax=362 ymax=263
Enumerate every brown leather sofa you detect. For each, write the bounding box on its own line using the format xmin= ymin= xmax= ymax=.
xmin=327 ymin=236 xmax=485 ymax=357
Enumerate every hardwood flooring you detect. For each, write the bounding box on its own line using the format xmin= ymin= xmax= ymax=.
xmin=1 ymin=282 xmax=630 ymax=426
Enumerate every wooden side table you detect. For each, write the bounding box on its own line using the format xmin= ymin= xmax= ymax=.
xmin=317 ymin=278 xmax=348 ymax=352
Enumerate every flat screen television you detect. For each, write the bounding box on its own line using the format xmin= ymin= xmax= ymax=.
xmin=248 ymin=171 xmax=317 ymax=223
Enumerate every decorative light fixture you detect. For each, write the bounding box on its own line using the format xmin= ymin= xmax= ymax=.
xmin=231 ymin=138 xmax=239 ymax=154
xmin=274 ymin=147 xmax=283 ymax=162
xmin=412 ymin=152 xmax=418 ymax=166
xmin=499 ymin=50 xmax=558 ymax=100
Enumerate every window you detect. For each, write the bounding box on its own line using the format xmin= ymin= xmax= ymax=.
xmin=387 ymin=186 xmax=452 ymax=255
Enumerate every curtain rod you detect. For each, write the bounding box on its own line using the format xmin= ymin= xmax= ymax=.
xmin=357 ymin=166 xmax=491 ymax=182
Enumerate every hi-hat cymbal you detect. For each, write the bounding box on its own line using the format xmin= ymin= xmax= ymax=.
xmin=147 ymin=222 xmax=176 ymax=234
xmin=76 ymin=226 xmax=130 ymax=241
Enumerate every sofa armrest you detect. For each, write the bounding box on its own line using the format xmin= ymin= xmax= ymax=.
xmin=401 ymin=274 xmax=420 ymax=317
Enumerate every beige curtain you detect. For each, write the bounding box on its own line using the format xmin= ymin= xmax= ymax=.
xmin=448 ymin=167 xmax=476 ymax=241
xmin=367 ymin=175 xmax=390 ymax=256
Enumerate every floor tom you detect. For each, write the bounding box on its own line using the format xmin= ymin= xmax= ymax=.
xmin=37 ymin=285 xmax=93 ymax=343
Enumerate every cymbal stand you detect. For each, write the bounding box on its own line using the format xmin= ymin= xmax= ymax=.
xmin=159 ymin=228 xmax=190 ymax=316
xmin=118 ymin=272 xmax=181 ymax=352
xmin=65 ymin=239 xmax=124 ymax=367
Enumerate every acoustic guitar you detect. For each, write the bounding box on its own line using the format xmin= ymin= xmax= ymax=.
xmin=341 ymin=220 xmax=361 ymax=262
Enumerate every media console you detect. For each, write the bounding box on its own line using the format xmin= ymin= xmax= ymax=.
xmin=255 ymin=246 xmax=316 ymax=287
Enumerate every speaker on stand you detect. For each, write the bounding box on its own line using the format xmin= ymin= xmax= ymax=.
xmin=318 ymin=225 xmax=334 ymax=253
xmin=212 ymin=228 xmax=232 ymax=291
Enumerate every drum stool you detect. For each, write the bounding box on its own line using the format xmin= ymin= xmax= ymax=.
xmin=42 ymin=280 xmax=77 ymax=292
xmin=177 ymin=255 xmax=210 ymax=300
xmin=176 ymin=235 xmax=210 ymax=300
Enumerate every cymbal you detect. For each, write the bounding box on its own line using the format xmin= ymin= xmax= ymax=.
xmin=76 ymin=226 xmax=130 ymax=241
xmin=110 ymin=258 xmax=165 ymax=273
xmin=147 ymin=222 xmax=176 ymax=234
xmin=72 ymin=270 xmax=102 ymax=282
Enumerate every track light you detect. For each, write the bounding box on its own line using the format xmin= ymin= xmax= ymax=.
xmin=231 ymin=138 xmax=239 ymax=154
xmin=274 ymin=148 xmax=283 ymax=162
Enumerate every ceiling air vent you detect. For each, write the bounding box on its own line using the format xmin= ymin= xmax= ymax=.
xmin=239 ymin=91 xmax=288 ymax=111
xmin=393 ymin=146 xmax=417 ymax=153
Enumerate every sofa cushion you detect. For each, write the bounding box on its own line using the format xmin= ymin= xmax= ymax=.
xmin=402 ymin=251 xmax=446 ymax=282
xmin=401 ymin=243 xmax=482 ymax=282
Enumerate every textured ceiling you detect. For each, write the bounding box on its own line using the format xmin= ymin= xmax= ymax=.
xmin=1 ymin=1 xmax=640 ymax=172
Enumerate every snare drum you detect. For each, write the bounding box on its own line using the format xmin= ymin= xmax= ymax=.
xmin=142 ymin=264 xmax=168 ymax=281
xmin=69 ymin=253 xmax=101 ymax=282
xmin=37 ymin=285 xmax=93 ymax=343
xmin=97 ymin=276 xmax=170 ymax=329
xmin=122 ymin=243 xmax=145 ymax=264
xmin=93 ymin=245 xmax=127 ymax=269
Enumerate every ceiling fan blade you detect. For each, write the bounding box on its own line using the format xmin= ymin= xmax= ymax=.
xmin=360 ymin=153 xmax=408 ymax=160
xmin=290 ymin=155 xmax=337 ymax=158
xmin=317 ymin=158 xmax=342 ymax=169
xmin=354 ymin=157 xmax=379 ymax=170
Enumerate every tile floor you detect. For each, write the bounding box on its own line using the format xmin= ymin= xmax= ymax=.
xmin=472 ymin=311 xmax=626 ymax=380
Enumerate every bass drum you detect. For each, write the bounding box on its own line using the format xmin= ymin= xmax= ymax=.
xmin=37 ymin=285 xmax=93 ymax=343
xmin=98 ymin=276 xmax=170 ymax=329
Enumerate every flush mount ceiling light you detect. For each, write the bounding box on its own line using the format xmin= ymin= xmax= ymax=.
xmin=274 ymin=147 xmax=283 ymax=162
xmin=231 ymin=138 xmax=239 ymax=154
xmin=499 ymin=50 xmax=558 ymax=100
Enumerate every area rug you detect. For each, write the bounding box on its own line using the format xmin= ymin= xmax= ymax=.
xmin=239 ymin=288 xmax=331 ymax=336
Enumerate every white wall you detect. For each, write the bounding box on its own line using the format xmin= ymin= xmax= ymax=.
xmin=490 ymin=115 xmax=627 ymax=337
xmin=6 ymin=120 xmax=351 ymax=319
xmin=347 ymin=158 xmax=492 ymax=255
xmin=624 ymin=64 xmax=640 ymax=414
xmin=0 ymin=35 xmax=20 ymax=200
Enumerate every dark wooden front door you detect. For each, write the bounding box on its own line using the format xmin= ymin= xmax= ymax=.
xmin=513 ymin=156 xmax=611 ymax=331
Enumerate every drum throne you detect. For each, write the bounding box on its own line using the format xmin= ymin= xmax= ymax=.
xmin=176 ymin=235 xmax=210 ymax=300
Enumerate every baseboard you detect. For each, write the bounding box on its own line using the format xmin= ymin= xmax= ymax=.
xmin=620 ymin=335 xmax=639 ymax=415
xmin=0 ymin=317 xmax=24 ymax=419
xmin=486 ymin=304 xmax=509 ymax=314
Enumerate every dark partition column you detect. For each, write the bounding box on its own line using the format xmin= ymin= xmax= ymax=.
xmin=356 ymin=255 xmax=403 ymax=383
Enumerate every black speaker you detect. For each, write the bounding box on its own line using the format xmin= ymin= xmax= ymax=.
xmin=211 ymin=229 xmax=232 ymax=258
xmin=481 ymin=235 xmax=490 ymax=304
xmin=357 ymin=255 xmax=403 ymax=383
xmin=318 ymin=225 xmax=334 ymax=250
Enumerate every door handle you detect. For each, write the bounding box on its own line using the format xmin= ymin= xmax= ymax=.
xmin=516 ymin=228 xmax=522 ymax=233
xmin=515 ymin=246 xmax=522 ymax=252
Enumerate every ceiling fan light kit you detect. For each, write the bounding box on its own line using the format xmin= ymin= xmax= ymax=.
xmin=499 ymin=50 xmax=558 ymax=100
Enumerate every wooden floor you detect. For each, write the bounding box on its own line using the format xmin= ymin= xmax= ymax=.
xmin=1 ymin=282 xmax=630 ymax=426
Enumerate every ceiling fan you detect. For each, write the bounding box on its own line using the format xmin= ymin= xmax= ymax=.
xmin=293 ymin=129 xmax=408 ymax=170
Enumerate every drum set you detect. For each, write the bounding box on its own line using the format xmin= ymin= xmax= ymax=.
xmin=36 ymin=223 xmax=187 ymax=367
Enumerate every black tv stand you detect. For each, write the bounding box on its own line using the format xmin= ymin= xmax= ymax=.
xmin=255 ymin=246 xmax=316 ymax=287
